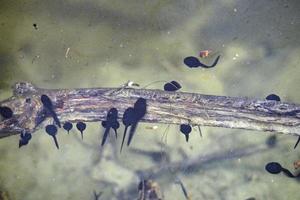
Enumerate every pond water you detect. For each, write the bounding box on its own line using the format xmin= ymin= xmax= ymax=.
xmin=0 ymin=0 xmax=300 ymax=199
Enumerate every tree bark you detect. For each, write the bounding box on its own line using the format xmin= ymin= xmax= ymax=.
xmin=0 ymin=82 xmax=300 ymax=138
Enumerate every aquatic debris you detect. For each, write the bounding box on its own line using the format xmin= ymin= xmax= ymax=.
xmin=163 ymin=81 xmax=182 ymax=91
xmin=120 ymin=107 xmax=135 ymax=152
xmin=19 ymin=132 xmax=32 ymax=148
xmin=63 ymin=122 xmax=73 ymax=134
xmin=45 ymin=124 xmax=59 ymax=149
xmin=183 ymin=55 xmax=220 ymax=68
xmin=41 ymin=94 xmax=61 ymax=128
xmin=293 ymin=160 xmax=300 ymax=170
xmin=180 ymin=124 xmax=192 ymax=142
xmin=65 ymin=47 xmax=70 ymax=58
xmin=265 ymin=162 xmax=299 ymax=178
xmin=265 ymin=94 xmax=281 ymax=101
xmin=199 ymin=50 xmax=212 ymax=58
xmin=138 ymin=179 xmax=162 ymax=200
xmin=0 ymin=106 xmax=13 ymax=119
xmin=127 ymin=98 xmax=147 ymax=146
xmin=175 ymin=178 xmax=191 ymax=200
xmin=76 ymin=122 xmax=86 ymax=140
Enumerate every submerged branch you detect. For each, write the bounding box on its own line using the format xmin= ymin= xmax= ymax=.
xmin=0 ymin=82 xmax=300 ymax=138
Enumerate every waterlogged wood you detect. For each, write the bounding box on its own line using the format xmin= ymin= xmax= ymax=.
xmin=0 ymin=82 xmax=300 ymax=138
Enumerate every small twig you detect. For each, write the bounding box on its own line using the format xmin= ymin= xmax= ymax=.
xmin=0 ymin=82 xmax=300 ymax=138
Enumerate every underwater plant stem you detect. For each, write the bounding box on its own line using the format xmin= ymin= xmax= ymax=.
xmin=0 ymin=82 xmax=300 ymax=138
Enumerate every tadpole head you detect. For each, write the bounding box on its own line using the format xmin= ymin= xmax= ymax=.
xmin=265 ymin=162 xmax=282 ymax=174
xmin=45 ymin=124 xmax=58 ymax=136
xmin=107 ymin=108 xmax=118 ymax=119
xmin=183 ymin=56 xmax=200 ymax=68
xmin=122 ymin=107 xmax=135 ymax=125
xmin=164 ymin=82 xmax=179 ymax=91
xmin=76 ymin=122 xmax=86 ymax=133
xmin=0 ymin=106 xmax=13 ymax=119
xmin=180 ymin=124 xmax=192 ymax=134
xmin=41 ymin=94 xmax=53 ymax=107
xmin=63 ymin=122 xmax=73 ymax=133
xmin=266 ymin=94 xmax=281 ymax=101
xmin=134 ymin=98 xmax=147 ymax=118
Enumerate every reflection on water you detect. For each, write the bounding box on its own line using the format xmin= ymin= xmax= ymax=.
xmin=0 ymin=0 xmax=300 ymax=199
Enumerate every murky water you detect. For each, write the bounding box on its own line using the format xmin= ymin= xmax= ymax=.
xmin=0 ymin=0 xmax=300 ymax=199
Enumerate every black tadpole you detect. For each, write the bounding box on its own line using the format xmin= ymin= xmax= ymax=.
xmin=101 ymin=120 xmax=119 ymax=139
xmin=0 ymin=106 xmax=13 ymax=119
xmin=266 ymin=94 xmax=281 ymax=101
xmin=163 ymin=81 xmax=182 ymax=92
xmin=127 ymin=98 xmax=147 ymax=146
xmin=121 ymin=107 xmax=135 ymax=152
xmin=19 ymin=132 xmax=32 ymax=148
xmin=76 ymin=122 xmax=86 ymax=140
xmin=101 ymin=108 xmax=118 ymax=146
xmin=184 ymin=55 xmax=221 ymax=68
xmin=63 ymin=122 xmax=73 ymax=134
xmin=45 ymin=124 xmax=59 ymax=149
xmin=41 ymin=94 xmax=61 ymax=128
xmin=180 ymin=124 xmax=192 ymax=142
xmin=265 ymin=162 xmax=300 ymax=178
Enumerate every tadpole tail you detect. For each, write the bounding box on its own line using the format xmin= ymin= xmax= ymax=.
xmin=101 ymin=127 xmax=110 ymax=146
xmin=185 ymin=133 xmax=189 ymax=142
xmin=53 ymin=136 xmax=59 ymax=149
xmin=114 ymin=129 xmax=118 ymax=139
xmin=81 ymin=132 xmax=83 ymax=140
xmin=281 ymin=168 xmax=295 ymax=178
xmin=294 ymin=136 xmax=300 ymax=149
xmin=120 ymin=127 xmax=128 ymax=153
xmin=50 ymin=110 xmax=61 ymax=128
xmin=127 ymin=123 xmax=138 ymax=146
xmin=18 ymin=140 xmax=23 ymax=148
xmin=198 ymin=55 xmax=220 ymax=68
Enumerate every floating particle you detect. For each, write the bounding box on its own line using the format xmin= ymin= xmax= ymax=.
xmin=199 ymin=50 xmax=212 ymax=58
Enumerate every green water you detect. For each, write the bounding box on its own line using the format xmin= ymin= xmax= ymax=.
xmin=0 ymin=0 xmax=300 ymax=199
